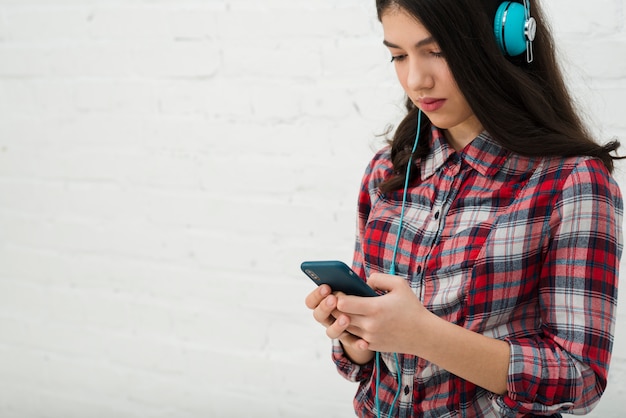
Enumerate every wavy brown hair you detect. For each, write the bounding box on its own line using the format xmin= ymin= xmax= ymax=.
xmin=377 ymin=0 xmax=622 ymax=192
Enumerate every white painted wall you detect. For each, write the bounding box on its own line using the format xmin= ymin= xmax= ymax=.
xmin=0 ymin=1 xmax=624 ymax=417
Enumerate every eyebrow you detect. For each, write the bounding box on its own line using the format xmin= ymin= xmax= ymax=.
xmin=383 ymin=36 xmax=436 ymax=49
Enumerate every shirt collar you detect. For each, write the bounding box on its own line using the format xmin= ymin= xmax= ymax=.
xmin=421 ymin=127 xmax=509 ymax=180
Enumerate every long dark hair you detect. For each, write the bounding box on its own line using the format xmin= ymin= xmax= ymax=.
xmin=377 ymin=0 xmax=622 ymax=192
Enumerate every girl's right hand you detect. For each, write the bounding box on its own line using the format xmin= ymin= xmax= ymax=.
xmin=304 ymin=284 xmax=375 ymax=365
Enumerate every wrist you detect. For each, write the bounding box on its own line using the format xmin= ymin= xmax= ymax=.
xmin=410 ymin=308 xmax=444 ymax=357
xmin=338 ymin=337 xmax=375 ymax=365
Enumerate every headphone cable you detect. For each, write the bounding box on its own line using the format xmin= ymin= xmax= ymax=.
xmin=375 ymin=109 xmax=422 ymax=418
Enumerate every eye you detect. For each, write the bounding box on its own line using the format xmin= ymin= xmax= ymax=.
xmin=390 ymin=54 xmax=407 ymax=63
xmin=430 ymin=51 xmax=444 ymax=58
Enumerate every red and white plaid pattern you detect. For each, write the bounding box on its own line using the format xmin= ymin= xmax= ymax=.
xmin=332 ymin=128 xmax=623 ymax=417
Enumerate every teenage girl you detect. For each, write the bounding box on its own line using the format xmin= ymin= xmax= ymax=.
xmin=305 ymin=1 xmax=623 ymax=417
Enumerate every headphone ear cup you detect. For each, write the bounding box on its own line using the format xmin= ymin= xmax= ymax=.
xmin=494 ymin=1 xmax=528 ymax=56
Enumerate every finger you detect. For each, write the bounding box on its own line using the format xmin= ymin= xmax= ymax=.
xmin=366 ymin=272 xmax=404 ymax=292
xmin=328 ymin=317 xmax=370 ymax=349
xmin=312 ymin=293 xmax=338 ymax=327
xmin=337 ymin=331 xmax=362 ymax=347
xmin=353 ymin=337 xmax=370 ymax=352
xmin=326 ymin=313 xmax=351 ymax=339
xmin=336 ymin=293 xmax=377 ymax=316
xmin=305 ymin=284 xmax=331 ymax=310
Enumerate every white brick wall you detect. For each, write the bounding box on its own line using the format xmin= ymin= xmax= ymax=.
xmin=0 ymin=1 xmax=624 ymax=417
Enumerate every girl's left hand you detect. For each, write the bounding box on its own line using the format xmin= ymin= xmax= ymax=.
xmin=336 ymin=273 xmax=435 ymax=355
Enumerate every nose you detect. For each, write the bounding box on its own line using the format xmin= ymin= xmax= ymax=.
xmin=406 ymin=59 xmax=434 ymax=93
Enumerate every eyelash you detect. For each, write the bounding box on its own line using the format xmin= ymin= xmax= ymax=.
xmin=390 ymin=51 xmax=444 ymax=62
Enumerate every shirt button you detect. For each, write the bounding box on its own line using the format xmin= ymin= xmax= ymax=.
xmin=434 ymin=211 xmax=440 ymax=220
xmin=416 ymin=265 xmax=422 ymax=275
xmin=404 ymin=385 xmax=410 ymax=395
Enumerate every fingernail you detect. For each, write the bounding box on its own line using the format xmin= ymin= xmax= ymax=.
xmin=338 ymin=317 xmax=347 ymax=326
xmin=326 ymin=297 xmax=334 ymax=306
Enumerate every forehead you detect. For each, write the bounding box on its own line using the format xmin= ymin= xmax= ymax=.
xmin=381 ymin=8 xmax=434 ymax=45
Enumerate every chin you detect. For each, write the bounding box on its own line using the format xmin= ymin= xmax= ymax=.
xmin=425 ymin=117 xmax=454 ymax=130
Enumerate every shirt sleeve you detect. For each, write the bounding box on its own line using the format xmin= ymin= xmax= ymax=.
xmin=500 ymin=158 xmax=623 ymax=415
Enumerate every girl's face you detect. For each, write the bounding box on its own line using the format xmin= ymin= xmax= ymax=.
xmin=381 ymin=8 xmax=483 ymax=150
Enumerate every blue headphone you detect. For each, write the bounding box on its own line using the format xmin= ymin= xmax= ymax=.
xmin=494 ymin=0 xmax=537 ymax=62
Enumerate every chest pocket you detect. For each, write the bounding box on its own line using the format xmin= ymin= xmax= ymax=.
xmin=422 ymin=178 xmax=529 ymax=321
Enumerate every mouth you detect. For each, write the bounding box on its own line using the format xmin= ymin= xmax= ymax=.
xmin=417 ymin=97 xmax=446 ymax=112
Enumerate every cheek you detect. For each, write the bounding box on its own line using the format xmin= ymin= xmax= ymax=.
xmin=395 ymin=66 xmax=413 ymax=97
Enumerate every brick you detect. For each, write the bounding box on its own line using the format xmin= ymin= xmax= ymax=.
xmin=85 ymin=7 xmax=171 ymax=41
xmin=544 ymin=0 xmax=621 ymax=35
xmin=2 ymin=7 xmax=94 ymax=42
xmin=169 ymin=9 xmax=220 ymax=41
xmin=128 ymin=41 xmax=220 ymax=78
xmin=560 ymin=38 xmax=626 ymax=80
xmin=220 ymin=40 xmax=322 ymax=80
xmin=0 ymin=45 xmax=50 ymax=77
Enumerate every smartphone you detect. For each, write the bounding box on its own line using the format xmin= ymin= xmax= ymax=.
xmin=300 ymin=260 xmax=378 ymax=297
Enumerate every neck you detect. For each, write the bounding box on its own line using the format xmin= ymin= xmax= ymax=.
xmin=444 ymin=117 xmax=484 ymax=151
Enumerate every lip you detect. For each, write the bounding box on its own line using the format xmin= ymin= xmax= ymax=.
xmin=418 ymin=97 xmax=446 ymax=112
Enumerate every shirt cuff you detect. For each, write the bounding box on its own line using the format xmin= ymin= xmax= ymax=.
xmin=501 ymin=336 xmax=589 ymax=415
xmin=331 ymin=339 xmax=374 ymax=382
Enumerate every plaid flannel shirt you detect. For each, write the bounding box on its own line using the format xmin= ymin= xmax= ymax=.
xmin=332 ymin=128 xmax=623 ymax=417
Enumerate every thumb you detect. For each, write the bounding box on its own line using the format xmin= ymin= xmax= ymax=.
xmin=367 ymin=273 xmax=404 ymax=293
